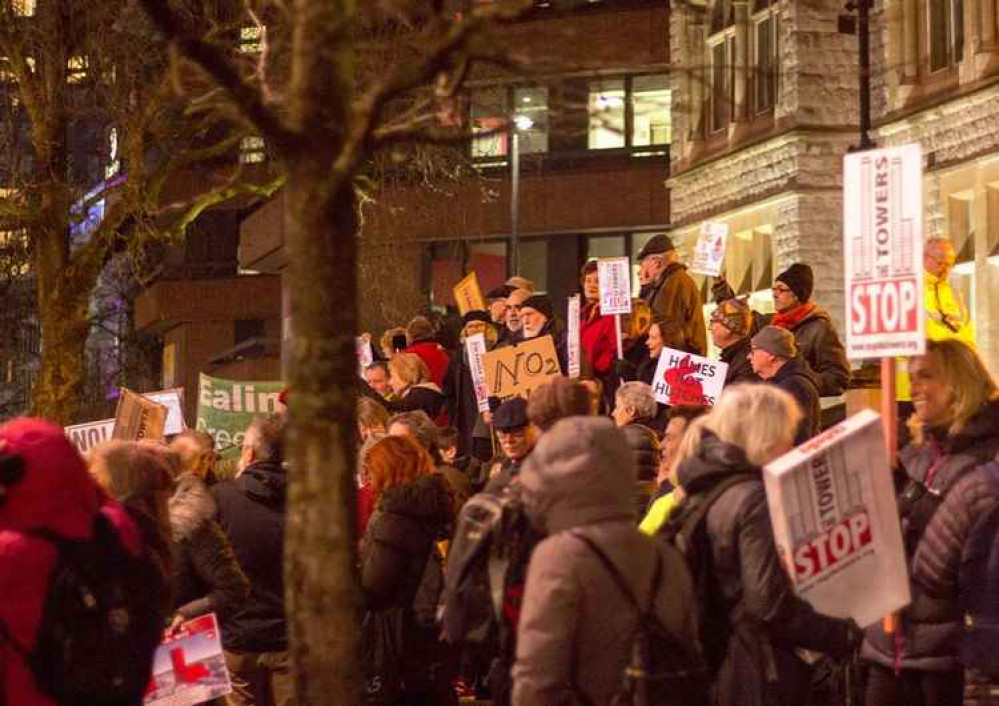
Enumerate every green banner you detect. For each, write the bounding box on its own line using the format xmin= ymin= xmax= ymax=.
xmin=196 ymin=373 xmax=284 ymax=460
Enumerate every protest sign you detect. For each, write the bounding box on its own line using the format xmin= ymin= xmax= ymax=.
xmin=143 ymin=389 xmax=186 ymax=436
xmin=690 ymin=222 xmax=729 ymax=277
xmin=567 ymin=294 xmax=581 ymax=378
xmin=843 ymin=144 xmax=924 ymax=360
xmin=597 ymin=257 xmax=632 ymax=315
xmin=112 ymin=389 xmax=168 ymax=442
xmin=465 ymin=333 xmax=491 ymax=413
xmin=650 ymin=347 xmax=728 ymax=406
xmin=356 ymin=336 xmax=374 ymax=377
xmin=196 ymin=374 xmax=284 ymax=458
xmin=483 ymin=335 xmax=560 ymax=401
xmin=144 ymin=614 xmax=232 ymax=706
xmin=763 ymin=409 xmax=910 ymax=627
xmin=65 ymin=419 xmax=114 ymax=455
xmin=453 ymin=271 xmax=486 ymax=316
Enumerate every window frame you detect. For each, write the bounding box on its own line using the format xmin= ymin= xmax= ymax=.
xmin=927 ymin=0 xmax=964 ymax=73
xmin=708 ymin=30 xmax=736 ymax=134
xmin=751 ymin=4 xmax=779 ymax=116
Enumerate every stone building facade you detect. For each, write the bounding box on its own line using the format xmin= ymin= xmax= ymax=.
xmin=668 ymin=0 xmax=999 ymax=373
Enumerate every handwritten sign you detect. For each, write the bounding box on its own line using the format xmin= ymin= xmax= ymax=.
xmin=651 ymin=347 xmax=728 ymax=406
xmin=764 ymin=410 xmax=910 ymax=627
xmin=597 ymin=257 xmax=632 ymax=315
xmin=65 ymin=419 xmax=114 ymax=455
xmin=356 ymin=337 xmax=374 ymax=378
xmin=112 ymin=388 xmax=168 ymax=442
xmin=143 ymin=388 xmax=186 ymax=436
xmin=453 ymin=271 xmax=486 ymax=316
xmin=567 ymin=295 xmax=581 ymax=378
xmin=465 ymin=333 xmax=491 ymax=413
xmin=690 ymin=222 xmax=729 ymax=277
xmin=483 ymin=335 xmax=560 ymax=401
xmin=145 ymin=613 xmax=232 ymax=706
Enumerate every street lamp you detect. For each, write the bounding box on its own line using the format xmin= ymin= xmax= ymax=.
xmin=510 ymin=114 xmax=534 ymax=276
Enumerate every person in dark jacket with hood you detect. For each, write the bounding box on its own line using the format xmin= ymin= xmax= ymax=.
xmin=212 ymin=415 xmax=291 ymax=706
xmin=676 ymin=384 xmax=862 ymax=706
xmin=715 ymin=263 xmax=849 ymax=396
xmin=361 ymin=435 xmax=456 ymax=705
xmin=710 ymin=298 xmax=760 ymax=385
xmin=443 ymin=310 xmax=498 ymax=461
xmin=749 ymin=326 xmax=821 ymax=444
xmin=862 ymin=339 xmax=999 ymax=706
xmin=519 ymin=294 xmax=568 ymax=375
xmin=512 ymin=418 xmax=699 ymax=706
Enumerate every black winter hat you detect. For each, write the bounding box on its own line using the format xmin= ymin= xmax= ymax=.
xmin=485 ymin=284 xmax=516 ymax=300
xmin=493 ymin=397 xmax=529 ymax=432
xmin=637 ymin=234 xmax=676 ymax=261
xmin=776 ymin=263 xmax=814 ymax=303
xmin=462 ymin=310 xmax=492 ymax=326
xmin=520 ymin=294 xmax=554 ymax=321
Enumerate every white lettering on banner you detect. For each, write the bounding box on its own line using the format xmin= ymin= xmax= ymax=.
xmin=567 ymin=295 xmax=581 ymax=378
xmin=465 ymin=333 xmax=490 ymax=413
xmin=793 ymin=512 xmax=873 ymax=583
xmin=597 ymin=257 xmax=632 ymax=315
xmin=843 ymin=144 xmax=924 ymax=359
xmin=199 ymin=376 xmax=280 ymax=415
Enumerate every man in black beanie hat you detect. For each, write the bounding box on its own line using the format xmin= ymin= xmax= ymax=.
xmin=714 ymin=261 xmax=850 ymax=397
xmin=519 ymin=294 xmax=568 ymax=374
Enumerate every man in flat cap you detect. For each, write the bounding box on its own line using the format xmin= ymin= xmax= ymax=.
xmin=750 ymin=326 xmax=820 ymax=444
xmin=636 ymin=234 xmax=707 ymax=356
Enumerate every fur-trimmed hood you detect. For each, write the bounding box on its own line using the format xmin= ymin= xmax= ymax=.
xmin=169 ymin=472 xmax=217 ymax=542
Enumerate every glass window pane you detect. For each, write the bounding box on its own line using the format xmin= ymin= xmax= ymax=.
xmin=471 ymin=88 xmax=509 ymax=159
xmin=953 ymin=0 xmax=964 ymax=62
xmin=517 ymin=240 xmax=547 ymax=293
xmin=587 ymin=235 xmax=626 ymax=260
xmin=711 ymin=43 xmax=727 ymax=132
xmin=513 ymin=87 xmax=549 ymax=154
xmin=632 ymin=75 xmax=671 ymax=146
xmin=588 ymin=79 xmax=626 ymax=149
xmin=755 ymin=17 xmax=775 ymax=113
xmin=929 ymin=0 xmax=949 ymax=71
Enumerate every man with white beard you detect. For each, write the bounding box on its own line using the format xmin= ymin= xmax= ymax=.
xmin=519 ymin=293 xmax=568 ymax=375
xmin=499 ymin=287 xmax=532 ymax=347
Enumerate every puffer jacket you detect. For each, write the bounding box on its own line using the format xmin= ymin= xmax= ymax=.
xmin=678 ymin=433 xmax=856 ymax=706
xmin=513 ymin=418 xmax=698 ymax=706
xmin=863 ymin=400 xmax=999 ymax=672
xmin=644 ymin=262 xmax=707 ymax=356
xmin=769 ymin=307 xmax=849 ymax=397
xmin=168 ymin=473 xmax=249 ymax=621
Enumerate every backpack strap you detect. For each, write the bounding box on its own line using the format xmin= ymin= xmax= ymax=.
xmin=666 ymin=473 xmax=758 ymax=554
xmin=570 ymin=531 xmax=661 ymax=617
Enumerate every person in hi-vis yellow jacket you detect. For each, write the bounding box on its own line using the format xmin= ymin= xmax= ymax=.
xmin=898 ymin=237 xmax=975 ymax=399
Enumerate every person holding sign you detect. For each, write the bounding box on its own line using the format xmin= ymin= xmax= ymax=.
xmin=636 ymin=234 xmax=707 ymax=356
xmin=749 ymin=326 xmax=821 ymax=444
xmin=579 ymin=261 xmax=618 ymax=379
xmin=442 ymin=311 xmax=499 ymax=461
xmin=519 ymin=294 xmax=568 ymax=375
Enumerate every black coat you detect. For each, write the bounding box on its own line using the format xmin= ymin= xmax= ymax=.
xmin=677 ymin=435 xmax=855 ymax=706
xmin=169 ymin=473 xmax=249 ymax=622
xmin=771 ymin=357 xmax=821 ymax=444
xmin=443 ymin=348 xmax=481 ymax=458
xmin=720 ymin=337 xmax=759 ymax=386
xmin=381 ymin=383 xmax=445 ymax=421
xmin=213 ymin=460 xmax=287 ymax=652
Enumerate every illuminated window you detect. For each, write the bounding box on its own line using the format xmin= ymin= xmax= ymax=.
xmin=239 ymin=25 xmax=263 ymax=54
xmin=588 ymin=79 xmax=625 ymax=149
xmin=13 ymin=0 xmax=35 ymax=16
xmin=67 ymin=56 xmax=87 ymax=83
xmin=631 ymin=75 xmax=671 ymax=146
xmin=513 ymin=87 xmax=548 ymax=154
xmin=239 ymin=136 xmax=266 ymax=164
xmin=470 ymin=87 xmax=509 ymax=162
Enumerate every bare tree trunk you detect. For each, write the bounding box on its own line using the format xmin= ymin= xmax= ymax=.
xmin=32 ymin=284 xmax=92 ymax=425
xmin=283 ymin=157 xmax=362 ymax=705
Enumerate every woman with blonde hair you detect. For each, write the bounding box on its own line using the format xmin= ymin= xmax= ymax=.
xmin=862 ymin=339 xmax=999 ymax=706
xmin=670 ymin=384 xmax=862 ymax=706
xmin=370 ymin=351 xmax=446 ymax=423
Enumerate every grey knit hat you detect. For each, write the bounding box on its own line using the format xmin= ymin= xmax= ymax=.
xmin=751 ymin=326 xmax=798 ymax=360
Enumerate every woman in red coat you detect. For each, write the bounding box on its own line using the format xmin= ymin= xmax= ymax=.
xmin=579 ymin=260 xmax=619 ymax=378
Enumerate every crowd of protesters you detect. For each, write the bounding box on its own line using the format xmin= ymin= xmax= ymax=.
xmin=0 ymin=235 xmax=996 ymax=706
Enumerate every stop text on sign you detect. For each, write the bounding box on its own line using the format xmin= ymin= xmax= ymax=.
xmin=793 ymin=511 xmax=873 ymax=584
xmin=850 ymin=277 xmax=919 ymax=335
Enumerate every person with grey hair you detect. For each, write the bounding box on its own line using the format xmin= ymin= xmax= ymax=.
xmin=512 ymin=417 xmax=699 ymax=706
xmin=612 ymin=381 xmax=658 ymax=428
xmin=612 ymin=381 xmax=662 ymax=510
xmin=212 ymin=414 xmax=291 ymax=706
xmin=749 ymin=326 xmax=820 ymax=444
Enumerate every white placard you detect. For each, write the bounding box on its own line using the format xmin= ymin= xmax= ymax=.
xmin=567 ymin=295 xmax=581 ymax=378
xmin=763 ymin=409 xmax=910 ymax=627
xmin=356 ymin=337 xmax=374 ymax=378
xmin=843 ymin=144 xmax=925 ymax=360
xmin=143 ymin=388 xmax=186 ymax=436
xmin=597 ymin=257 xmax=632 ymax=315
xmin=65 ymin=419 xmax=115 ymax=455
xmin=465 ymin=333 xmax=490 ymax=413
xmin=689 ymin=222 xmax=729 ymax=277
xmin=145 ymin=613 xmax=232 ymax=706
xmin=650 ymin=347 xmax=728 ymax=406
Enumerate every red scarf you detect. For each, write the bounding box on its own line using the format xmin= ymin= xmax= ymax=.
xmin=772 ymin=301 xmax=817 ymax=331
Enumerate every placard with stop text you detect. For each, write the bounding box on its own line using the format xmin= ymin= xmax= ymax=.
xmin=763 ymin=409 xmax=910 ymax=627
xmin=483 ymin=335 xmax=560 ymax=401
xmin=843 ymin=144 xmax=925 ymax=360
xmin=597 ymin=257 xmax=632 ymax=315
xmin=650 ymin=347 xmax=728 ymax=406
xmin=144 ymin=613 xmax=232 ymax=706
